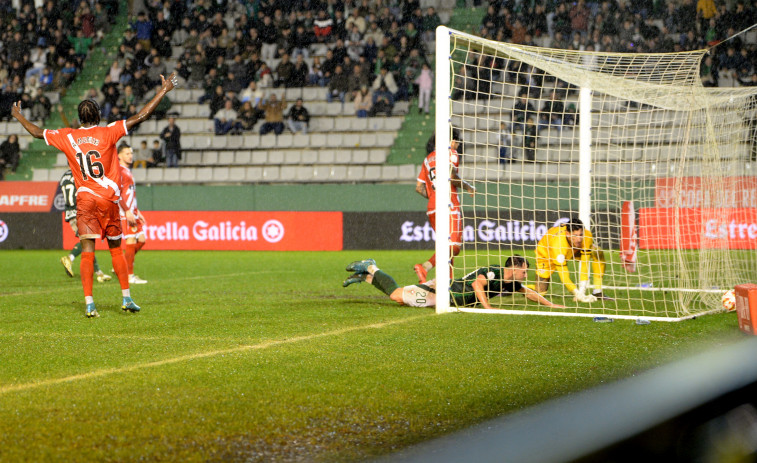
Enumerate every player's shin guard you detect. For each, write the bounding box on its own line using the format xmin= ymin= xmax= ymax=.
xmin=371 ymin=270 xmax=400 ymax=296
xmin=124 ymin=243 xmax=136 ymax=275
xmin=110 ymin=248 xmax=130 ymax=290
xmin=80 ymin=252 xmax=95 ymax=297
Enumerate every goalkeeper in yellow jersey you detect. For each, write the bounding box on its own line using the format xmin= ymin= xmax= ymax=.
xmin=534 ymin=217 xmax=613 ymax=302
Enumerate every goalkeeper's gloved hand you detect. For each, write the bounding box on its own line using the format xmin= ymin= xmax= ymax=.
xmin=572 ymin=281 xmax=597 ymax=303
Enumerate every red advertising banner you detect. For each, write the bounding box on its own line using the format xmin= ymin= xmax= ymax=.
xmin=62 ymin=211 xmax=343 ymax=251
xmin=0 ymin=181 xmax=58 ymax=212
xmin=655 ymin=177 xmax=757 ymax=208
xmin=639 ymin=208 xmax=757 ymax=249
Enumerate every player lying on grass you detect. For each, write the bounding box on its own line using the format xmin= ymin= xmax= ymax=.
xmin=534 ymin=216 xmax=612 ymax=303
xmin=343 ymin=255 xmax=564 ymax=309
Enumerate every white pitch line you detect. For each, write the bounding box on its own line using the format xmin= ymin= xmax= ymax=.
xmin=0 ymin=314 xmax=429 ymax=396
xmin=0 ymin=271 xmax=274 ymax=298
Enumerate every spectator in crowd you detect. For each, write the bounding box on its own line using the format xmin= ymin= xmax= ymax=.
xmin=327 ymin=64 xmax=350 ymax=103
xmin=308 ymin=56 xmax=325 ymax=86
xmin=354 ymin=85 xmax=373 ymax=117
xmin=415 ymin=62 xmax=432 ymax=114
xmin=259 ymin=93 xmax=287 ymax=135
xmin=0 ymin=135 xmax=20 ymax=177
xmin=238 ymin=101 xmax=259 ymax=132
xmin=133 ymin=140 xmax=150 ymax=168
xmin=240 ymin=81 xmax=264 ymax=107
xmin=160 ymin=115 xmax=181 ymax=167
xmin=290 ymin=54 xmax=309 ymax=88
xmin=31 ymin=89 xmax=52 ymax=121
xmin=498 ymin=121 xmax=513 ymax=164
xmin=523 ymin=116 xmax=537 ymax=162
xmin=214 ymin=99 xmax=243 ymax=135
xmin=150 ymin=139 xmax=164 ymax=167
xmin=287 ymin=98 xmax=310 ymax=134
xmin=276 ymin=53 xmax=295 ymax=88
xmin=538 ymin=90 xmax=565 ymax=132
xmin=372 ymin=67 xmax=398 ymax=100
xmin=370 ymin=84 xmax=394 ymax=117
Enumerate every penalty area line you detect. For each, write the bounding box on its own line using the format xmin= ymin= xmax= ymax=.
xmin=0 ymin=314 xmax=429 ymax=396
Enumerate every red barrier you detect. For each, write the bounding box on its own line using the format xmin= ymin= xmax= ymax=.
xmin=0 ymin=182 xmax=58 ymax=212
xmin=639 ymin=208 xmax=757 ymax=249
xmin=63 ymin=211 xmax=343 ymax=251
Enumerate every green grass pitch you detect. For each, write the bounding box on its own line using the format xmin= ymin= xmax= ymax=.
xmin=0 ymin=249 xmax=745 ymax=461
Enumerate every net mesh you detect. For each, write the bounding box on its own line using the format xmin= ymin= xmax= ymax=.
xmin=444 ymin=29 xmax=757 ymax=319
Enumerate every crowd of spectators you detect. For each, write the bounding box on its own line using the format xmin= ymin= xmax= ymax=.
xmin=477 ymin=0 xmax=757 ymax=87
xmin=0 ymin=0 xmax=118 ymax=121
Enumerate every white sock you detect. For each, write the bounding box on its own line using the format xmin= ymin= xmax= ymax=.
xmin=85 ymin=296 xmax=94 ymax=304
xmin=122 ymin=289 xmax=130 ymax=298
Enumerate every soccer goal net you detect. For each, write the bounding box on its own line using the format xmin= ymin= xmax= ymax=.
xmin=433 ymin=26 xmax=757 ymax=321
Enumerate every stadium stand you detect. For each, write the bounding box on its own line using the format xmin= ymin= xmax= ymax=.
xmin=4 ymin=0 xmax=757 ymax=183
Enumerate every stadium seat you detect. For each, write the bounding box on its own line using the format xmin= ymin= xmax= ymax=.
xmin=184 ymin=151 xmax=202 ymax=165
xmin=352 ymin=150 xmax=368 ymax=163
xmin=347 ymin=165 xmax=365 ymax=180
xmin=360 ymin=133 xmax=377 ymax=147
xmin=350 ymin=118 xmax=368 ymax=131
xmin=234 ymin=150 xmax=251 ymax=164
xmin=140 ymin=120 xmax=157 ymax=133
xmin=277 ymin=133 xmax=293 ymax=148
xmin=180 ymin=104 xmax=198 ymax=118
xmin=48 ymin=167 xmax=68 ymax=181
xmin=368 ymin=149 xmax=387 ymax=163
xmin=268 ymin=150 xmax=284 ymax=164
xmin=381 ymin=165 xmax=400 ymax=180
xmin=342 ymin=133 xmax=360 ymax=147
xmin=163 ymin=168 xmax=180 ymax=182
xmin=301 ymin=150 xmax=318 ymax=164
xmin=296 ymin=166 xmax=314 ymax=181
xmin=132 ymin=168 xmax=147 ymax=182
xmin=243 ymin=134 xmax=261 ymax=147
xmin=302 ymin=87 xmax=320 ymax=101
xmin=246 ymin=166 xmax=264 ymax=181
xmin=190 ymin=89 xmax=205 ymax=101
xmin=326 ymin=103 xmax=342 ymax=116
xmin=146 ymin=168 xmax=164 ymax=183
xmin=173 ymin=89 xmax=191 ymax=101
xmin=179 ymin=167 xmax=197 ymax=182
xmin=202 ymin=151 xmax=219 ymax=165
xmin=328 ymin=165 xmax=348 ymax=181
xmin=260 ymin=135 xmax=277 ymax=149
xmin=384 ymin=117 xmax=403 ymax=131
xmin=212 ymin=167 xmax=229 ymax=182
xmin=211 ymin=136 xmax=227 ymax=149
xmin=187 ymin=119 xmax=208 ymax=133
xmin=309 ymin=102 xmax=327 ymax=115
xmin=314 ymin=117 xmax=334 ymax=131
xmin=55 ymin=153 xmax=67 ymax=167
xmin=292 ymin=133 xmax=309 ymax=147
xmin=31 ymin=169 xmax=49 ymax=181
xmin=196 ymin=167 xmax=213 ymax=182
xmin=325 ymin=133 xmax=343 ymax=148
xmin=197 ymin=106 xmax=211 ymax=118
xmin=283 ymin=151 xmax=300 ymax=164
xmin=279 ymin=166 xmax=297 ymax=181
xmin=318 ymin=151 xmax=336 ymax=164
xmin=229 ymin=167 xmax=246 ymax=182
xmin=368 ymin=118 xmax=384 ymax=131
xmin=334 ymin=150 xmax=352 ymax=164
xmin=218 ymin=151 xmax=235 ymax=165
xmin=226 ymin=135 xmax=243 ymax=149
xmin=363 ymin=165 xmax=382 ymax=181
xmin=251 ymin=151 xmax=268 ymax=164
xmin=397 ymin=164 xmax=418 ymax=181
xmin=310 ymin=133 xmax=327 ymax=146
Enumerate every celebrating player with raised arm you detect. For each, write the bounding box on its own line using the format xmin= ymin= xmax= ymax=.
xmin=117 ymin=143 xmax=148 ymax=285
xmin=343 ymin=255 xmax=564 ymax=310
xmin=12 ymin=72 xmax=178 ymax=318
xmin=413 ymin=130 xmax=475 ymax=283
xmin=534 ymin=217 xmax=612 ymax=303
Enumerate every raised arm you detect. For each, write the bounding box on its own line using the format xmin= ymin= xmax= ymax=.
xmin=125 ymin=73 xmax=178 ymax=132
xmin=11 ymin=102 xmax=44 ymax=139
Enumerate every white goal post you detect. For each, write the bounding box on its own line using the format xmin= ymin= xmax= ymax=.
xmin=434 ymin=26 xmax=757 ymax=320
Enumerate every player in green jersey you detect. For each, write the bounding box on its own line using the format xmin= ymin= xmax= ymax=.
xmin=343 ymin=255 xmax=564 ymax=309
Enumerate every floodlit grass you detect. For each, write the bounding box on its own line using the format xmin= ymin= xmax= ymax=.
xmin=0 ymin=250 xmax=745 ymax=462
